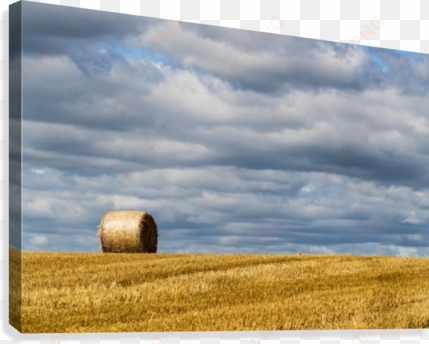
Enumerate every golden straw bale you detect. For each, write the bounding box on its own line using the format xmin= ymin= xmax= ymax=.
xmin=98 ymin=211 xmax=158 ymax=253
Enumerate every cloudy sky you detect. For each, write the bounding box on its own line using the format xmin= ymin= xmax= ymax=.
xmin=14 ymin=1 xmax=429 ymax=255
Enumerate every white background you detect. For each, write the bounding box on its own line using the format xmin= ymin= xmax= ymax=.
xmin=0 ymin=0 xmax=429 ymax=342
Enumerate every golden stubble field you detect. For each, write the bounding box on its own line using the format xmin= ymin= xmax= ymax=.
xmin=11 ymin=246 xmax=429 ymax=333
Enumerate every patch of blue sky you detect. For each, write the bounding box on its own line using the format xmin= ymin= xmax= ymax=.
xmin=361 ymin=46 xmax=390 ymax=72
xmin=371 ymin=54 xmax=389 ymax=72
xmin=109 ymin=43 xmax=171 ymax=65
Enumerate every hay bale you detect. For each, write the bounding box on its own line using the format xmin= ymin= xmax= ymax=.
xmin=98 ymin=211 xmax=158 ymax=253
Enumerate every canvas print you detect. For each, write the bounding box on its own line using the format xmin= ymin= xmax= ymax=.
xmin=9 ymin=0 xmax=429 ymax=334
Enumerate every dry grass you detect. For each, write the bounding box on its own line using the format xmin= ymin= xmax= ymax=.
xmin=21 ymin=252 xmax=429 ymax=333
xmin=9 ymin=245 xmax=22 ymax=332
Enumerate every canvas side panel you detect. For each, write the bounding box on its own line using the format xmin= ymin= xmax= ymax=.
xmin=9 ymin=0 xmax=22 ymax=333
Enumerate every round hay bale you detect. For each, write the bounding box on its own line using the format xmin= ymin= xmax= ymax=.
xmin=98 ymin=211 xmax=158 ymax=253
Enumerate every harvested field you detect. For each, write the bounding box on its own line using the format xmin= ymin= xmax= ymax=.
xmin=9 ymin=245 xmax=22 ymax=332
xmin=21 ymin=252 xmax=429 ymax=333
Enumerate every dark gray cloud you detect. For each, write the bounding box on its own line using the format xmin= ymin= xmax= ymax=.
xmin=19 ymin=1 xmax=429 ymax=256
